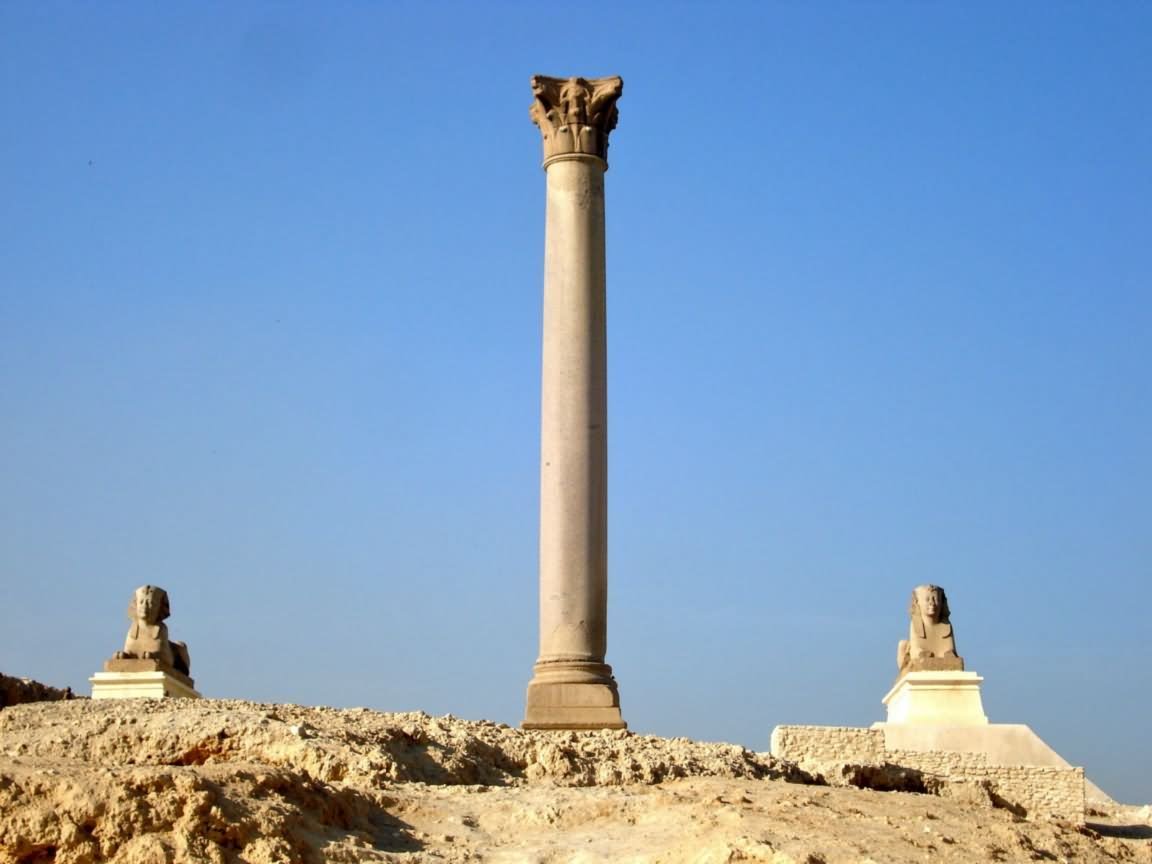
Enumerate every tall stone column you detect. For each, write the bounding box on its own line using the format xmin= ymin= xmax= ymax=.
xmin=523 ymin=75 xmax=626 ymax=730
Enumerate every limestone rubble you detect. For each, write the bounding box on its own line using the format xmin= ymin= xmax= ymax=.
xmin=0 ymin=699 xmax=1148 ymax=863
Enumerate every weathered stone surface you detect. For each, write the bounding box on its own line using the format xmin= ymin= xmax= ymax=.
xmin=878 ymin=722 xmax=1114 ymax=804
xmin=93 ymin=585 xmax=200 ymax=699
xmin=898 ymin=584 xmax=963 ymax=675
xmin=111 ymin=584 xmax=192 ymax=680
xmin=524 ymin=75 xmax=626 ymax=730
xmin=3 ymin=700 xmax=1143 ymax=863
xmin=102 ymin=657 xmax=195 ymax=689
xmin=904 ymin=656 xmax=966 ymax=672
xmin=771 ymin=724 xmax=1089 ymax=823
xmin=529 ymin=74 xmax=622 ymax=166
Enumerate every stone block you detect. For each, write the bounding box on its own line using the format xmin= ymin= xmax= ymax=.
xmin=523 ymin=681 xmax=625 ymax=730
xmin=882 ymin=670 xmax=987 ymax=725
xmin=91 ymin=660 xmax=200 ymax=699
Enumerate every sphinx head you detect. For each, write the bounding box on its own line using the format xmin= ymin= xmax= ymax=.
xmin=129 ymin=585 xmax=171 ymax=625
xmin=910 ymin=584 xmax=950 ymax=625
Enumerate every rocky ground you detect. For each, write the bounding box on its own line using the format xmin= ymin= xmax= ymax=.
xmin=0 ymin=698 xmax=1148 ymax=863
xmin=0 ymin=674 xmax=76 ymax=709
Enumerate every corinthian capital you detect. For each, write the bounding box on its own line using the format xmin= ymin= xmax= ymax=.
xmin=530 ymin=75 xmax=623 ymax=167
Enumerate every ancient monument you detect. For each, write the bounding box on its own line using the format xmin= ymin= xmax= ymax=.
xmin=884 ymin=583 xmax=985 ymax=725
xmin=522 ymin=75 xmax=626 ymax=730
xmin=896 ymin=584 xmax=964 ymax=674
xmin=90 ymin=585 xmax=201 ymax=699
xmin=769 ymin=584 xmax=1096 ymax=821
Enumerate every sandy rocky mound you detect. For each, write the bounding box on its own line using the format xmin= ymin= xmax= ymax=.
xmin=0 ymin=699 xmax=1148 ymax=864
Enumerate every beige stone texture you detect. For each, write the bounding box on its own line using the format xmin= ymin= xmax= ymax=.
xmin=529 ymin=74 xmax=622 ymax=166
xmin=103 ymin=657 xmax=196 ymax=689
xmin=95 ymin=585 xmax=197 ymax=698
xmin=113 ymin=584 xmax=192 ymax=677
xmin=876 ymin=722 xmax=1113 ymax=804
xmin=883 ymin=670 xmax=989 ymax=725
xmin=878 ymin=723 xmax=1076 ymax=765
xmin=770 ymin=724 xmax=1088 ymax=822
xmin=524 ymin=75 xmax=625 ymax=730
xmin=90 ymin=668 xmax=201 ymax=699
xmin=5 ymin=700 xmax=1146 ymax=861
xmin=897 ymin=584 xmax=964 ymax=674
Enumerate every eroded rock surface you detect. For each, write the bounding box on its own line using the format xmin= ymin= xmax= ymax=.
xmin=0 ymin=699 xmax=1147 ymax=863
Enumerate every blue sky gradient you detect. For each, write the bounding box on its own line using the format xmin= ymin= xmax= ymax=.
xmin=2 ymin=2 xmax=1149 ymax=802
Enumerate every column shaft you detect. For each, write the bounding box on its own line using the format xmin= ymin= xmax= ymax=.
xmin=538 ymin=157 xmax=608 ymax=664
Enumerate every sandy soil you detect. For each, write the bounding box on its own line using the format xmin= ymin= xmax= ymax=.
xmin=0 ymin=699 xmax=1148 ymax=863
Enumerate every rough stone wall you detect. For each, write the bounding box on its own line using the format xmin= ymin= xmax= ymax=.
xmin=890 ymin=749 xmax=1084 ymax=822
xmin=770 ymin=725 xmax=884 ymax=764
xmin=772 ymin=726 xmax=1084 ymax=823
xmin=0 ymin=673 xmax=76 ymax=708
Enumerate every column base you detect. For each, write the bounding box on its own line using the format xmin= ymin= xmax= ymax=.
xmin=523 ymin=661 xmax=626 ymax=730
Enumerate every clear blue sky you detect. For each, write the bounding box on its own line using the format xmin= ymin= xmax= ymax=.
xmin=2 ymin=2 xmax=1149 ymax=802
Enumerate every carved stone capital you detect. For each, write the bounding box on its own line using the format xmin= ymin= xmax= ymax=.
xmin=530 ymin=74 xmax=623 ymax=167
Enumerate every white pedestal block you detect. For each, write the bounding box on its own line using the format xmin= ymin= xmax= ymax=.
xmin=90 ymin=670 xmax=201 ymax=699
xmin=882 ymin=670 xmax=987 ymax=725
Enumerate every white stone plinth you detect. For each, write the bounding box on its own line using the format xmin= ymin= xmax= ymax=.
xmin=90 ymin=670 xmax=201 ymax=699
xmin=882 ymin=670 xmax=987 ymax=725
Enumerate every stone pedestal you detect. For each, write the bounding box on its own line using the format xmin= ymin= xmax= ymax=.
xmin=90 ymin=658 xmax=200 ymax=699
xmin=881 ymin=670 xmax=987 ymax=725
xmin=523 ymin=75 xmax=625 ymax=730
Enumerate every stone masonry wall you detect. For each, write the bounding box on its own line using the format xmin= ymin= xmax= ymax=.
xmin=891 ymin=749 xmax=1085 ymax=822
xmin=772 ymin=726 xmax=1084 ymax=823
xmin=770 ymin=725 xmax=885 ymax=764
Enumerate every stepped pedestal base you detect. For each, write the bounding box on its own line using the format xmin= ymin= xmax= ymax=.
xmin=882 ymin=670 xmax=987 ymax=725
xmin=91 ymin=659 xmax=200 ymax=699
xmin=523 ymin=664 xmax=625 ymax=730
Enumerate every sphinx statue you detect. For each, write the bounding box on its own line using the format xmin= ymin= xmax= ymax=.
xmin=111 ymin=585 xmax=191 ymax=677
xmin=896 ymin=584 xmax=964 ymax=675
